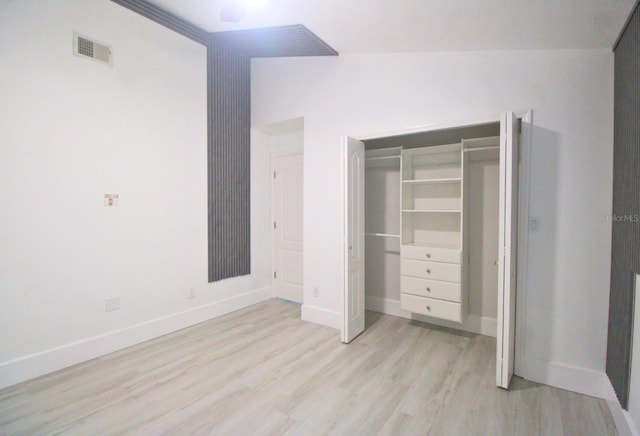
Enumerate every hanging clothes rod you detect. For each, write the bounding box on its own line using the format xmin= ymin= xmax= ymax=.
xmin=365 ymin=156 xmax=401 ymax=161
xmin=463 ymin=146 xmax=499 ymax=152
xmin=365 ymin=232 xmax=401 ymax=238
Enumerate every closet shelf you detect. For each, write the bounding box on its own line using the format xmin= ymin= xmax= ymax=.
xmin=402 ymin=178 xmax=461 ymax=185
xmin=365 ymin=155 xmax=401 ymax=162
xmin=464 ymin=145 xmax=499 ymax=152
xmin=402 ymin=209 xmax=461 ymax=213
xmin=402 ymin=242 xmax=461 ymax=250
xmin=365 ymin=232 xmax=401 ymax=238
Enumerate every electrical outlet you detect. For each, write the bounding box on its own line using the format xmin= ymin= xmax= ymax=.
xmin=313 ymin=287 xmax=319 ymax=298
xmin=188 ymin=288 xmax=196 ymax=299
xmin=105 ymin=297 xmax=120 ymax=312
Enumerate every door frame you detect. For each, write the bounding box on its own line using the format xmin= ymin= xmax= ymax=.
xmin=342 ymin=111 xmax=533 ymax=380
xmin=271 ymin=151 xmax=304 ymax=302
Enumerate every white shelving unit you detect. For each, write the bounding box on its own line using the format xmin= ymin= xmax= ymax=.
xmin=400 ymin=143 xmax=465 ymax=323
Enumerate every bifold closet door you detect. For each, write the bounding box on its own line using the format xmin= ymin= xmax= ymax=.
xmin=342 ymin=136 xmax=365 ymax=343
xmin=497 ymin=111 xmax=519 ymax=389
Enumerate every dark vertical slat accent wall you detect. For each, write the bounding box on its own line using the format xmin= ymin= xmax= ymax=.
xmin=208 ymin=37 xmax=251 ymax=282
xmin=608 ymin=3 xmax=640 ymax=408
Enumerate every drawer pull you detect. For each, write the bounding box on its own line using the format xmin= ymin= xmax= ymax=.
xmin=426 ymin=287 xmax=431 ymax=292
xmin=426 ymin=306 xmax=431 ymax=311
xmin=426 ymin=253 xmax=431 ymax=258
xmin=426 ymin=269 xmax=431 ymax=274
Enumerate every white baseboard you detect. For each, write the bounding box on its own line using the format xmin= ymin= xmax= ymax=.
xmin=625 ymin=410 xmax=640 ymax=436
xmin=365 ymin=296 xmax=497 ymax=337
xmin=517 ymin=355 xmax=617 ymax=401
xmin=607 ymin=398 xmax=636 ymax=436
xmin=301 ymin=304 xmax=341 ymax=329
xmin=0 ymin=286 xmax=272 ymax=390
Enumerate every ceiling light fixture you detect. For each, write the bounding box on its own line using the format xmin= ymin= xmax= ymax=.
xmin=240 ymin=0 xmax=267 ymax=9
xmin=220 ymin=0 xmax=266 ymax=23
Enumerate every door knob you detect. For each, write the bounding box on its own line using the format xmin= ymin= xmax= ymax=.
xmin=426 ymin=269 xmax=431 ymax=274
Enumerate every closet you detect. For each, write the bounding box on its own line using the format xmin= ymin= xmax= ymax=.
xmin=345 ymin=112 xmax=523 ymax=388
xmin=362 ymin=125 xmax=501 ymax=332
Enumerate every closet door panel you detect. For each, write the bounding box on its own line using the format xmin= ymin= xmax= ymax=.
xmin=401 ymin=259 xmax=461 ymax=282
xmin=401 ymin=276 xmax=461 ymax=302
xmin=401 ymin=245 xmax=461 ymax=264
xmin=401 ymin=294 xmax=462 ymax=322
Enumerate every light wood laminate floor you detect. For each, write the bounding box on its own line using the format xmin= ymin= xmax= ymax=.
xmin=0 ymin=300 xmax=616 ymax=435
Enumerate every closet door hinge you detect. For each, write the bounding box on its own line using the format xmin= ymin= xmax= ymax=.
xmin=274 ymin=221 xmax=277 ymax=229
xmin=274 ymin=271 xmax=277 ymax=279
xmin=273 ymin=171 xmax=276 ymax=179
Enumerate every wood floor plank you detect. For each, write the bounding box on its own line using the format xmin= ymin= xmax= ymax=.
xmin=0 ymin=300 xmax=616 ymax=435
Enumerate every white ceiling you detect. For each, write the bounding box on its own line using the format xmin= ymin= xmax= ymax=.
xmin=147 ymin=0 xmax=636 ymax=53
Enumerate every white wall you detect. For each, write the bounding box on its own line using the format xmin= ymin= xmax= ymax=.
xmin=0 ymin=0 xmax=272 ymax=388
xmin=252 ymin=49 xmax=614 ymax=395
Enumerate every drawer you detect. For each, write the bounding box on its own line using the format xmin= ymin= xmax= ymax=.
xmin=401 ymin=259 xmax=461 ymax=283
xmin=401 ymin=245 xmax=461 ymax=264
xmin=401 ymin=276 xmax=461 ymax=302
xmin=401 ymin=294 xmax=462 ymax=323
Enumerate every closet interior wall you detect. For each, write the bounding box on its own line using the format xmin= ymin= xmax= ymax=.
xmin=465 ymin=142 xmax=499 ymax=322
xmin=364 ymin=150 xmax=401 ymax=304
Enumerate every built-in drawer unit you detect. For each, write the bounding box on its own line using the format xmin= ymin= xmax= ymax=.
xmin=400 ymin=294 xmax=462 ymax=322
xmin=400 ymin=276 xmax=461 ymax=302
xmin=400 ymin=259 xmax=461 ymax=283
xmin=401 ymin=245 xmax=461 ymax=264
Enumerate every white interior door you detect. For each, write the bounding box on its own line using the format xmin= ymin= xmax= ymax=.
xmin=272 ymin=153 xmax=304 ymax=303
xmin=497 ymin=111 xmax=519 ymax=388
xmin=342 ymin=136 xmax=365 ymax=343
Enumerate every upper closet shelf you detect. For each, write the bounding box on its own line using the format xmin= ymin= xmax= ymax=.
xmin=402 ymin=209 xmax=461 ymax=213
xmin=402 ymin=178 xmax=461 ymax=185
xmin=365 ymin=232 xmax=401 ymax=238
xmin=463 ymin=145 xmax=499 ymax=153
xmin=366 ymin=155 xmax=401 ymax=162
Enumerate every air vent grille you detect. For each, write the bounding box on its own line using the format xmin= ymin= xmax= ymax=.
xmin=73 ymin=32 xmax=112 ymax=66
xmin=77 ymin=36 xmax=94 ymax=58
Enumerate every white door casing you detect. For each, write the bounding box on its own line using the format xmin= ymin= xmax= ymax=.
xmin=497 ymin=111 xmax=519 ymax=389
xmin=342 ymin=136 xmax=365 ymax=343
xmin=272 ymin=153 xmax=304 ymax=303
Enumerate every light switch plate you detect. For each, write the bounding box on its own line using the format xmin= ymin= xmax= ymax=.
xmin=529 ymin=217 xmax=540 ymax=233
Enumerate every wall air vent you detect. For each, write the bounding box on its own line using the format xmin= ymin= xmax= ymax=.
xmin=73 ymin=32 xmax=112 ymax=66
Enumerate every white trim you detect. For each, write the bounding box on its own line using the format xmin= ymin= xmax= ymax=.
xmin=302 ymin=304 xmax=342 ymax=330
xmin=354 ymin=116 xmax=502 ymax=141
xmin=0 ymin=287 xmax=272 ymax=390
xmin=514 ymin=110 xmax=533 ymax=377
xmin=518 ymin=355 xmax=616 ymax=400
xmin=608 ymin=398 xmax=636 ymax=436
xmin=365 ymin=296 xmax=497 ymax=338
xmin=625 ymin=410 xmax=640 ymax=436
xmin=341 ymin=137 xmax=348 ymax=341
